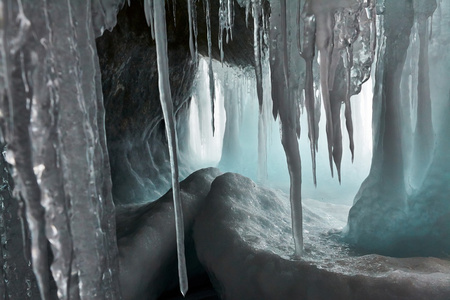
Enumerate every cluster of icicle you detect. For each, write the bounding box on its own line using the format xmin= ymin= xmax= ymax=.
xmin=147 ymin=0 xmax=376 ymax=290
xmin=150 ymin=0 xmax=376 ymax=261
xmin=257 ymin=0 xmax=376 ymax=257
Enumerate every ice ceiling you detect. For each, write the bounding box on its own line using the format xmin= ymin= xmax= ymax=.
xmin=0 ymin=0 xmax=449 ymax=299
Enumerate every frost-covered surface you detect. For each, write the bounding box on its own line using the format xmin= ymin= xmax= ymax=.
xmin=194 ymin=172 xmax=450 ymax=300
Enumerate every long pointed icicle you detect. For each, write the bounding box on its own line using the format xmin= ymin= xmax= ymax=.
xmin=204 ymin=0 xmax=216 ymax=134
xmin=269 ymin=0 xmax=303 ymax=258
xmin=252 ymin=1 xmax=263 ymax=109
xmin=153 ymin=1 xmax=188 ymax=296
xmin=227 ymin=0 xmax=234 ymax=42
xmin=218 ymin=0 xmax=226 ymax=63
xmin=299 ymin=7 xmax=318 ymax=185
xmin=316 ymin=11 xmax=335 ymax=177
xmin=144 ymin=0 xmax=155 ymax=39
xmin=192 ymin=0 xmax=198 ymax=60
xmin=187 ymin=0 xmax=196 ymax=61
xmin=252 ymin=0 xmax=267 ymax=182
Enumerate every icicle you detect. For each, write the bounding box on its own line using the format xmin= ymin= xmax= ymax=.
xmin=245 ymin=0 xmax=251 ymax=27
xmin=218 ymin=0 xmax=234 ymax=63
xmin=204 ymin=0 xmax=216 ymax=134
xmin=298 ymin=8 xmax=318 ymax=185
xmin=187 ymin=0 xmax=196 ymax=62
xmin=143 ymin=0 xmax=155 ymax=39
xmin=218 ymin=0 xmax=226 ymax=63
xmin=253 ymin=0 xmax=268 ymax=182
xmin=252 ymin=0 xmax=263 ymax=109
xmin=252 ymin=1 xmax=267 ymax=181
xmin=227 ymin=0 xmax=234 ymax=41
xmin=192 ymin=0 xmax=198 ymax=60
xmin=334 ymin=5 xmax=360 ymax=164
xmin=269 ymin=0 xmax=303 ymax=258
xmin=316 ymin=11 xmax=335 ymax=177
xmin=153 ymin=0 xmax=188 ymax=296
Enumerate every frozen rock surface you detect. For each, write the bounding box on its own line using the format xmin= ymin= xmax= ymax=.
xmin=194 ymin=173 xmax=450 ymax=300
xmin=115 ymin=167 xmax=221 ymax=300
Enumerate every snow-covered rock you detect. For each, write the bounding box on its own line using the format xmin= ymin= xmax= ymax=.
xmin=194 ymin=172 xmax=450 ymax=300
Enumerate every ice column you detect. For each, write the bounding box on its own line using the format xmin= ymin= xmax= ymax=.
xmin=204 ymin=0 xmax=216 ymax=134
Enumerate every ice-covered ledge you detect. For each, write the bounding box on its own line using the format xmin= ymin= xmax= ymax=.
xmin=194 ymin=173 xmax=450 ymax=300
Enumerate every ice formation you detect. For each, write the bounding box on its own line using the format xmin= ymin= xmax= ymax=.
xmin=0 ymin=0 xmax=449 ymax=299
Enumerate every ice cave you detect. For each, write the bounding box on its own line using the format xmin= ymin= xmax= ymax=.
xmin=0 ymin=0 xmax=449 ymax=299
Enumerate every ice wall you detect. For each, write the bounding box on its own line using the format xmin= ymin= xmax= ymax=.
xmin=0 ymin=1 xmax=123 ymax=299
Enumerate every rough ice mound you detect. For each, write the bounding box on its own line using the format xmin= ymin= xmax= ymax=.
xmin=194 ymin=173 xmax=450 ymax=300
xmin=115 ymin=167 xmax=221 ymax=300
